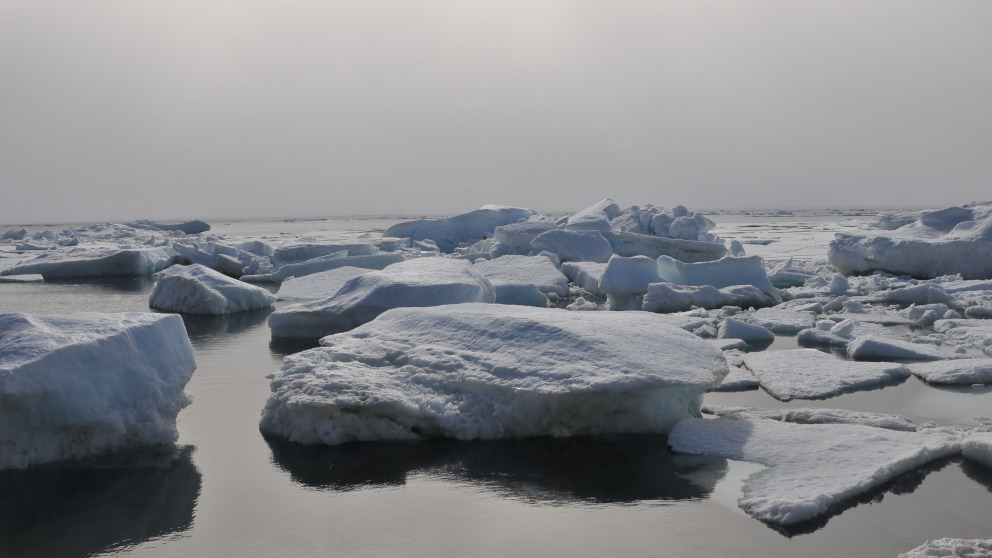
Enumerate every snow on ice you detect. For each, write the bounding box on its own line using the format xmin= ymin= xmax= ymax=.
xmin=149 ymin=264 xmax=276 ymax=315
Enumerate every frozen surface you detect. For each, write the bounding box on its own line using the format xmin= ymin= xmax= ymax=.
xmin=643 ymin=283 xmax=779 ymax=313
xmin=0 ymin=313 xmax=196 ymax=469
xmin=269 ymin=258 xmax=496 ymax=338
xmin=261 ymin=303 xmax=728 ymax=444
xmin=747 ymin=308 xmax=817 ymax=334
xmin=149 ymin=264 xmax=275 ymax=315
xmin=598 ymin=255 xmax=662 ymax=310
xmin=934 ymin=319 xmax=992 ymax=354
xmin=829 ymin=203 xmax=992 ymax=280
xmin=742 ymin=349 xmax=910 ymax=401
xmin=608 ymin=231 xmax=727 ymax=262
xmin=275 ymin=267 xmax=371 ymax=302
xmin=492 ymin=218 xmax=557 ymax=254
xmin=560 ymin=261 xmax=607 ymax=295
xmin=384 ymin=206 xmax=538 ymax=252
xmin=909 ymin=359 xmax=992 ymax=385
xmin=669 ymin=417 xmax=961 ymax=526
xmin=718 ymin=318 xmax=775 ymax=344
xmin=1 ymin=247 xmax=175 ymax=278
xmin=898 ymin=538 xmax=992 ymax=558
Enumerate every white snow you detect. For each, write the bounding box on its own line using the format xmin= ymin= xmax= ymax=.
xmin=275 ymin=267 xmax=371 ymax=302
xmin=268 ymin=258 xmax=496 ymax=338
xmin=742 ymin=349 xmax=910 ymax=400
xmin=898 ymin=538 xmax=992 ymax=558
xmin=0 ymin=312 xmax=196 ymax=469
xmin=909 ymin=359 xmax=992 ymax=385
xmin=669 ymin=417 xmax=961 ymax=526
xmin=530 ymin=229 xmax=613 ymax=263
xmin=148 ymin=264 xmax=275 ymax=315
xmin=260 ymin=303 xmax=729 ymax=445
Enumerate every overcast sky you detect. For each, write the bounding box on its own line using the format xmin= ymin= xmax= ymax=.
xmin=1 ymin=1 xmax=990 ymax=224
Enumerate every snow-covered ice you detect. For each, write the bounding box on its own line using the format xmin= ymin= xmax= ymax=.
xmin=598 ymin=255 xmax=663 ymax=310
xmin=898 ymin=538 xmax=992 ymax=558
xmin=669 ymin=417 xmax=961 ymax=526
xmin=0 ymin=313 xmax=196 ymax=469
xmin=275 ymin=267 xmax=371 ymax=302
xmin=1 ymin=247 xmax=175 ymax=278
xmin=560 ymin=261 xmax=607 ymax=295
xmin=702 ymin=405 xmax=919 ymax=431
xmin=718 ymin=318 xmax=775 ymax=345
xmin=846 ymin=336 xmax=944 ymax=361
xmin=148 ymin=264 xmax=276 ymax=315
xmin=747 ymin=308 xmax=817 ymax=334
xmin=473 ymin=255 xmax=569 ymax=302
xmin=384 ymin=206 xmax=538 ymax=252
xmin=241 ymin=253 xmax=404 ymax=283
xmin=909 ymin=359 xmax=992 ymax=385
xmin=529 ymin=229 xmax=613 ymax=263
xmin=656 ymin=255 xmax=777 ymax=295
xmin=962 ymin=433 xmax=992 ymax=469
xmin=268 ymin=258 xmax=496 ymax=338
xmin=742 ymin=349 xmax=910 ymax=400
xmin=260 ymin=303 xmax=728 ymax=445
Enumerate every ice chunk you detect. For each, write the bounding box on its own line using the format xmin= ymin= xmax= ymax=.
xmin=563 ymin=199 xmax=618 ymax=234
xmin=797 ymin=320 xmax=894 ymax=348
xmin=560 ymin=261 xmax=607 ymax=295
xmin=965 ymin=305 xmax=992 ymax=319
xmin=492 ymin=219 xmax=557 ymax=254
xmin=702 ymin=405 xmax=918 ymax=431
xmin=598 ymin=255 xmax=663 ymax=310
xmin=384 ymin=206 xmax=539 ymax=252
xmin=847 ymin=336 xmax=944 ymax=361
xmin=642 ymin=284 xmax=780 ymax=313
xmin=530 ymin=229 xmax=613 ymax=263
xmin=268 ymin=258 xmax=496 ymax=338
xmin=909 ymin=359 xmax=992 ymax=385
xmin=276 ymin=267 xmax=371 ymax=302
xmin=898 ymin=538 xmax=992 ymax=558
xmin=743 ymin=349 xmax=910 ymax=400
xmin=473 ymin=255 xmax=569 ymax=298
xmin=241 ymin=253 xmax=404 ymax=283
xmin=718 ymin=318 xmax=775 ymax=345
xmin=609 ymin=231 xmax=727 ymax=262
xmin=148 ymin=264 xmax=275 ymax=315
xmin=882 ymin=284 xmax=953 ymax=305
xmin=657 ymin=255 xmax=777 ymax=295
xmin=0 ymin=247 xmax=175 ymax=278
xmin=272 ymin=243 xmax=374 ymax=265
xmin=669 ymin=417 xmax=961 ymax=526
xmin=125 ymin=220 xmax=210 ymax=234
xmin=261 ymin=303 xmax=729 ymax=445
xmin=0 ymin=274 xmax=44 ymax=283
xmin=0 ymin=313 xmax=196 ymax=469
xmin=747 ymin=308 xmax=817 ymax=334
xmin=829 ymin=202 xmax=992 ymax=279
xmin=962 ymin=433 xmax=992 ymax=469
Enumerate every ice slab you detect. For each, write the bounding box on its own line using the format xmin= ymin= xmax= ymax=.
xmin=962 ymin=433 xmax=992 ymax=469
xmin=935 ymin=319 xmax=992 ymax=354
xmin=268 ymin=258 xmax=496 ymax=338
xmin=898 ymin=538 xmax=992 ymax=558
xmin=530 ymin=229 xmax=613 ymax=263
xmin=909 ymin=359 xmax=992 ymax=385
xmin=609 ymin=231 xmax=727 ymax=262
xmin=384 ymin=206 xmax=539 ymax=252
xmin=657 ymin=255 xmax=777 ymax=294
xmin=125 ymin=219 xmax=210 ymax=234
xmin=599 ymin=255 xmax=663 ymax=310
xmin=261 ymin=303 xmax=729 ymax=445
xmin=473 ymin=255 xmax=569 ymax=298
xmin=272 ymin=243 xmax=374 ymax=265
xmin=702 ymin=405 xmax=919 ymax=431
xmin=492 ymin=218 xmax=557 ymax=254
xmin=669 ymin=417 xmax=961 ymax=526
xmin=0 ymin=274 xmax=43 ymax=283
xmin=0 ymin=247 xmax=175 ymax=278
xmin=148 ymin=264 xmax=275 ymax=315
xmin=747 ymin=308 xmax=817 ymax=334
xmin=241 ymin=252 xmax=404 ymax=283
xmin=797 ymin=320 xmax=895 ymax=348
xmin=718 ymin=318 xmax=775 ymax=345
xmin=643 ymin=283 xmax=780 ymax=314
xmin=743 ymin=349 xmax=910 ymax=400
xmin=560 ymin=261 xmax=607 ymax=295
xmin=847 ymin=336 xmax=944 ymax=361
xmin=0 ymin=313 xmax=196 ymax=469
xmin=276 ymin=267 xmax=371 ymax=302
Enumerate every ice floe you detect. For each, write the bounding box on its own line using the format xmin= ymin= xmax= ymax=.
xmin=530 ymin=229 xmax=613 ymax=263
xmin=962 ymin=433 xmax=992 ymax=469
xmin=260 ymin=303 xmax=728 ymax=445
xmin=1 ymin=247 xmax=175 ymax=279
xmin=148 ymin=264 xmax=275 ymax=315
xmin=747 ymin=308 xmax=817 ymax=334
xmin=702 ymin=405 xmax=919 ymax=431
xmin=473 ymin=255 xmax=569 ymax=306
xmin=0 ymin=313 xmax=196 ymax=469
xmin=275 ymin=267 xmax=371 ymax=302
xmin=742 ymin=349 xmax=910 ymax=400
xmin=846 ymin=336 xmax=945 ymax=361
xmin=384 ymin=206 xmax=538 ymax=252
xmin=898 ymin=538 xmax=992 ymax=558
xmin=909 ymin=359 xmax=992 ymax=385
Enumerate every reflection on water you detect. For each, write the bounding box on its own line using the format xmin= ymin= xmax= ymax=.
xmin=177 ymin=307 xmax=274 ymax=340
xmin=961 ymin=458 xmax=992 ymax=493
xmin=44 ymin=276 xmax=155 ymax=294
xmin=268 ymin=336 xmax=321 ymax=356
xmin=265 ymin=434 xmax=728 ymax=505
xmin=0 ymin=446 xmax=201 ymax=558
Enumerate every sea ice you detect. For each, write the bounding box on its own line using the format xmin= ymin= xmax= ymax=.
xmin=473 ymin=255 xmax=569 ymax=299
xmin=560 ymin=261 xmax=607 ymax=295
xmin=598 ymin=255 xmax=663 ymax=310
xmin=934 ymin=319 xmax=992 ymax=354
xmin=0 ymin=313 xmax=196 ymax=469
xmin=275 ymin=267 xmax=371 ymax=302
xmin=909 ymin=359 xmax=992 ymax=385
xmin=742 ymin=349 xmax=910 ymax=400
xmin=717 ymin=318 xmax=775 ymax=345
xmin=669 ymin=417 xmax=961 ymax=526
xmin=0 ymin=247 xmax=175 ymax=278
xmin=260 ymin=303 xmax=728 ymax=444
xmin=268 ymin=258 xmax=496 ymax=338
xmin=898 ymin=538 xmax=992 ymax=558
xmin=492 ymin=218 xmax=558 ymax=255
xmin=846 ymin=336 xmax=944 ymax=361
xmin=747 ymin=308 xmax=817 ymax=334
xmin=384 ymin=206 xmax=538 ymax=252
xmin=148 ymin=264 xmax=275 ymax=315
xmin=656 ymin=255 xmax=777 ymax=294
xmin=272 ymin=243 xmax=375 ymax=264
xmin=962 ymin=433 xmax=992 ymax=469
xmin=702 ymin=405 xmax=918 ymax=431
xmin=609 ymin=231 xmax=728 ymax=262
xmin=529 ymin=229 xmax=613 ymax=263
xmin=0 ymin=274 xmax=44 ymax=283
xmin=241 ymin=253 xmax=404 ymax=283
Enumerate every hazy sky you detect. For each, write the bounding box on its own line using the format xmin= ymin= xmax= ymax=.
xmin=1 ymin=1 xmax=990 ymax=224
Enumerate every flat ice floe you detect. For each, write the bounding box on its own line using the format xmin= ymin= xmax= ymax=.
xmin=898 ymin=538 xmax=992 ymax=558
xmin=669 ymin=417 xmax=961 ymax=526
xmin=747 ymin=308 xmax=817 ymax=334
xmin=149 ymin=264 xmax=276 ymax=314
xmin=846 ymin=336 xmax=944 ymax=361
xmin=268 ymin=258 xmax=496 ymax=338
xmin=702 ymin=405 xmax=919 ymax=431
xmin=909 ymin=359 xmax=992 ymax=385
xmin=0 ymin=247 xmax=175 ymax=278
xmin=260 ymin=303 xmax=728 ymax=445
xmin=0 ymin=313 xmax=196 ymax=469
xmin=275 ymin=267 xmax=371 ymax=302
xmin=742 ymin=349 xmax=910 ymax=400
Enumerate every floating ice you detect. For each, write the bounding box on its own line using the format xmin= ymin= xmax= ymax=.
xmin=962 ymin=433 xmax=992 ymax=469
xmin=608 ymin=231 xmax=728 ymax=262
xmin=898 ymin=538 xmax=992 ymax=558
xmin=965 ymin=305 xmax=992 ymax=319
xmin=598 ymin=255 xmax=663 ymax=310
xmin=268 ymin=258 xmax=496 ymax=338
xmin=241 ymin=252 xmax=404 ymax=283
xmin=642 ymin=283 xmax=780 ymax=313
xmin=742 ymin=349 xmax=910 ymax=400
xmin=669 ymin=417 xmax=961 ymax=526
xmin=562 ymin=198 xmax=618 ymax=234
xmin=882 ymin=284 xmax=953 ymax=305
xmin=384 ymin=206 xmax=538 ymax=252
xmin=847 ymin=336 xmax=944 ymax=361
xmin=530 ymin=229 xmax=613 ymax=263
xmin=767 ymin=257 xmax=819 ymax=288
xmin=473 ymin=255 xmax=569 ymax=300
xmin=934 ymin=319 xmax=992 ymax=354
xmin=275 ymin=267 xmax=371 ymax=302
xmin=272 ymin=243 xmax=374 ymax=265
xmin=0 ymin=313 xmax=196 ymax=469
xmin=829 ymin=202 xmax=992 ymax=279
xmin=797 ymin=320 xmax=894 ymax=348
xmin=718 ymin=318 xmax=775 ymax=345
xmin=260 ymin=303 xmax=728 ymax=445
xmin=0 ymin=247 xmax=175 ymax=278
xmin=0 ymin=274 xmax=43 ymax=283
xmin=702 ymin=405 xmax=919 ymax=431
xmin=747 ymin=308 xmax=817 ymax=334
xmin=909 ymin=359 xmax=992 ymax=385
xmin=560 ymin=261 xmax=607 ymax=295
xmin=126 ymin=219 xmax=210 ymax=234
xmin=148 ymin=264 xmax=275 ymax=315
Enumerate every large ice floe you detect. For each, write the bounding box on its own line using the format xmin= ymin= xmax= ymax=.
xmin=268 ymin=258 xmax=496 ymax=338
xmin=0 ymin=313 xmax=196 ymax=469
xmin=275 ymin=267 xmax=371 ymax=302
xmin=148 ymin=264 xmax=276 ymax=315
xmin=260 ymin=303 xmax=728 ymax=445
xmin=742 ymin=349 xmax=910 ymax=400
xmin=669 ymin=417 xmax=961 ymax=527
xmin=828 ymin=203 xmax=992 ymax=279
xmin=1 ymin=247 xmax=175 ymax=279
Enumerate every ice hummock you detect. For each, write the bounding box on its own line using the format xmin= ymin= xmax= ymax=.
xmin=0 ymin=313 xmax=196 ymax=469
xmin=669 ymin=417 xmax=961 ymax=526
xmin=742 ymin=349 xmax=910 ymax=400
xmin=275 ymin=267 xmax=371 ymax=302
xmin=148 ymin=264 xmax=276 ymax=315
xmin=384 ymin=205 xmax=538 ymax=252
xmin=268 ymin=258 xmax=496 ymax=338
xmin=260 ymin=303 xmax=728 ymax=445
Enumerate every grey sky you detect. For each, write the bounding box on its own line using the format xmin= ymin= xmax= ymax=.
xmin=1 ymin=1 xmax=990 ymax=224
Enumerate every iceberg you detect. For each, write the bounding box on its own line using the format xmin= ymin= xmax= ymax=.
xmin=384 ymin=206 xmax=539 ymax=252
xmin=148 ymin=264 xmax=275 ymax=315
xmin=0 ymin=247 xmax=175 ymax=279
xmin=260 ymin=303 xmax=729 ymax=445
xmin=742 ymin=349 xmax=910 ymax=400
xmin=669 ymin=417 xmax=961 ymax=526
xmin=269 ymin=258 xmax=496 ymax=338
xmin=0 ymin=313 xmax=196 ymax=469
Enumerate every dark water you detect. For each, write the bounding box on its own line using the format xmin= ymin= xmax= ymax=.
xmin=1 ymin=276 xmax=991 ymax=557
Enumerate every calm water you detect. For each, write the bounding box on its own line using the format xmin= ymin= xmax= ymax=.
xmin=1 ymin=217 xmax=990 ymax=557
